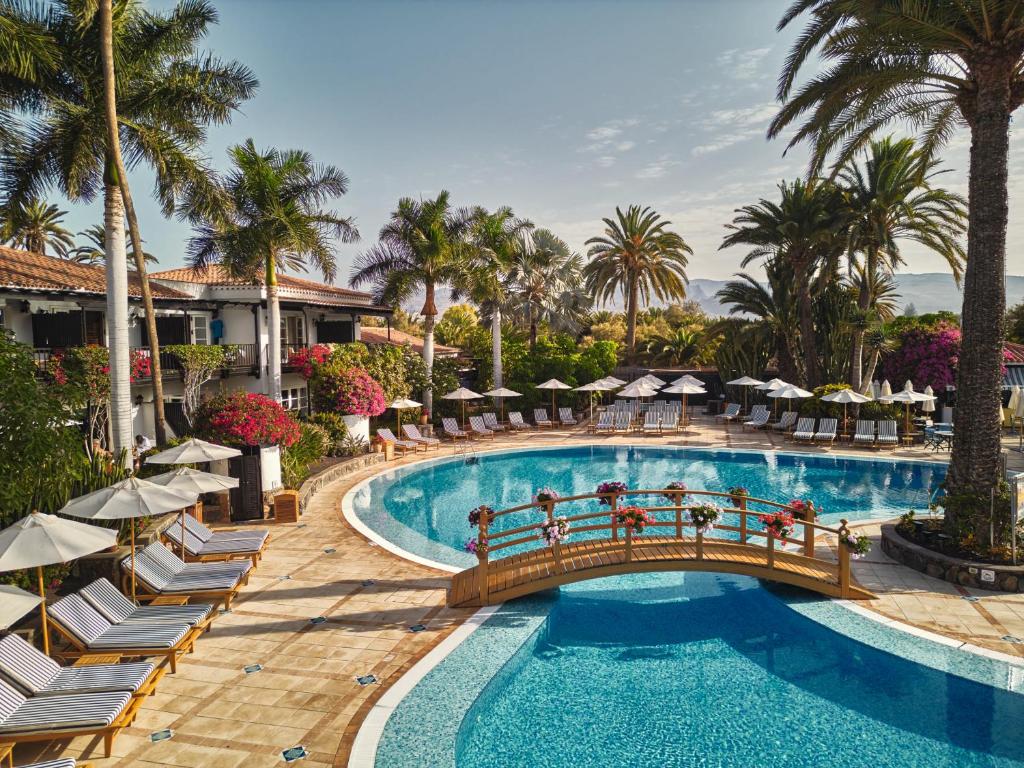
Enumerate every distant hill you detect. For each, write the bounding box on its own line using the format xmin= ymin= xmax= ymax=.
xmin=690 ymin=273 xmax=1024 ymax=317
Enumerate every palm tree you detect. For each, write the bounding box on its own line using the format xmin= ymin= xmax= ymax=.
xmin=457 ymin=206 xmax=533 ymax=387
xmin=70 ymin=225 xmax=156 ymax=267
xmin=645 ymin=327 xmax=701 ymax=367
xmin=0 ymin=0 xmax=256 ymax=448
xmin=840 ymin=137 xmax=966 ymax=392
xmin=721 ymin=180 xmax=848 ymax=388
xmin=504 ymin=228 xmax=590 ymax=350
xmin=771 ymin=1 xmax=1024 ymax=541
xmin=3 ymin=199 xmax=74 ymax=256
xmin=349 ymin=192 xmax=470 ymax=415
xmin=188 ymin=140 xmax=358 ymax=403
xmin=584 ymin=206 xmax=691 ymax=363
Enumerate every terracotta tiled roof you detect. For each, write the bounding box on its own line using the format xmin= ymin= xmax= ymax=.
xmin=1005 ymin=342 xmax=1024 ymax=364
xmin=358 ymin=326 xmax=459 ymax=356
xmin=150 ymin=265 xmax=375 ymax=301
xmin=0 ymin=245 xmax=190 ymax=299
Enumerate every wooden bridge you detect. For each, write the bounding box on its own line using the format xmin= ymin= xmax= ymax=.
xmin=448 ymin=489 xmax=875 ymax=608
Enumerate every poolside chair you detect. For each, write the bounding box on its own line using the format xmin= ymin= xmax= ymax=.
xmin=742 ymin=405 xmax=770 ymax=431
xmin=402 ymin=423 xmax=441 ymax=449
xmin=877 ymin=420 xmax=899 ymax=448
xmin=162 ymin=514 xmax=268 ymax=567
xmin=558 ymin=407 xmax=577 ymax=426
xmin=791 ymin=418 xmax=816 ymax=442
xmin=482 ymin=412 xmax=506 ymax=432
xmin=0 ymin=678 xmax=139 ymax=758
xmin=613 ymin=411 xmax=632 ymax=433
xmin=441 ymin=418 xmax=469 ymax=441
xmin=182 ymin=512 xmax=268 ymax=547
xmin=853 ymin=420 xmax=876 ymax=447
xmin=468 ymin=416 xmax=495 ymax=439
xmin=533 ymin=408 xmax=553 ymax=428
xmin=79 ymin=578 xmax=213 ymax=629
xmin=507 ymin=411 xmax=533 ymax=430
xmin=770 ymin=411 xmax=798 ymax=432
xmin=47 ymin=594 xmax=198 ymax=674
xmin=0 ymin=634 xmax=160 ymax=699
xmin=126 ymin=543 xmax=250 ymax=611
xmin=642 ymin=410 xmax=661 ymax=434
xmin=17 ymin=761 xmax=89 ymax=768
xmin=593 ymin=412 xmax=614 ymax=434
xmin=715 ymin=403 xmax=741 ymax=423
xmin=377 ymin=427 xmax=423 ymax=454
xmin=814 ymin=418 xmax=838 ymax=444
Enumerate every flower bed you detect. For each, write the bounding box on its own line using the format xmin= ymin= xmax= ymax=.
xmin=196 ymin=391 xmax=301 ymax=447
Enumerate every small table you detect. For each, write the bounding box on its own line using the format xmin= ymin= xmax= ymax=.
xmin=73 ymin=653 xmax=122 ymax=667
xmin=148 ymin=595 xmax=190 ymax=606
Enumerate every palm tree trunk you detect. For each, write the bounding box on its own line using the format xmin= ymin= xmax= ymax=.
xmin=776 ymin=337 xmax=800 ymax=384
xmin=796 ymin=271 xmax=819 ymax=388
xmin=862 ymin=350 xmax=881 ymax=395
xmin=528 ymin=305 xmax=537 ymax=351
xmin=625 ymin=274 xmax=639 ymax=364
xmin=946 ymin=72 xmax=1011 ymax=545
xmin=103 ymin=183 xmax=133 ymax=465
xmin=422 ymin=281 xmax=436 ymax=416
xmin=491 ymin=304 xmax=502 ymax=388
xmin=266 ymin=250 xmax=282 ymax=402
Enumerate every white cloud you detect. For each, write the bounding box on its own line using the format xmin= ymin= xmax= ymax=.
xmin=596 ymin=155 xmax=616 ymax=168
xmin=716 ymin=47 xmax=772 ymax=81
xmin=587 ymin=125 xmax=622 ymax=142
xmin=636 ymin=158 xmax=679 ymax=179
xmin=691 ymin=103 xmax=778 ymax=155
xmin=616 ymin=140 xmax=636 ymax=152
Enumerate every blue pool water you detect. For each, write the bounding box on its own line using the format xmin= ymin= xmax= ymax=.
xmin=349 ymin=446 xmax=945 ymax=567
xmin=377 ymin=573 xmax=1024 ymax=768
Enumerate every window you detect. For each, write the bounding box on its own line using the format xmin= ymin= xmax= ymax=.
xmin=282 ymin=386 xmax=308 ymax=412
xmin=190 ymin=315 xmax=209 ymax=345
xmin=280 ymin=315 xmax=305 ymax=346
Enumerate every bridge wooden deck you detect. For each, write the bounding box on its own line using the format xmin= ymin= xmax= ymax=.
xmin=447 ymin=489 xmax=876 ymax=608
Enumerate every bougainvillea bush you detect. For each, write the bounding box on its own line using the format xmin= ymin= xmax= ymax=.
xmin=196 ymin=391 xmax=301 ymax=447
xmin=309 ymin=358 xmax=387 ymax=417
xmin=289 ymin=343 xmax=333 ymax=379
xmin=880 ymin=322 xmax=961 ymax=391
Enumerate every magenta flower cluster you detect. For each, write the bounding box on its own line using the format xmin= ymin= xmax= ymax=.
xmin=881 ymin=323 xmax=961 ymax=391
xmin=332 ymin=367 xmax=387 ymax=417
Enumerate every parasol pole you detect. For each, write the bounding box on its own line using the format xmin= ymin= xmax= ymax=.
xmin=181 ymin=510 xmax=187 ymax=560
xmin=396 ymin=407 xmax=401 ymax=436
xmin=37 ymin=565 xmax=50 ymax=655
xmin=130 ymin=522 xmax=137 ymax=602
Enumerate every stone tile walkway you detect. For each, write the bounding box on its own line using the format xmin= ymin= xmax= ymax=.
xmin=14 ymin=416 xmax=1024 ymax=767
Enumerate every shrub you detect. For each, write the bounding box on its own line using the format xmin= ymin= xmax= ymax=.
xmin=195 ymin=391 xmax=301 ymax=447
xmin=289 ymin=343 xmax=333 ymax=378
xmin=307 ymin=412 xmax=349 ymax=456
xmin=281 ymin=423 xmax=330 ymax=487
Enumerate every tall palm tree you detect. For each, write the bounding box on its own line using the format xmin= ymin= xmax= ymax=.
xmin=188 ymin=140 xmax=358 ymax=403
xmin=771 ymin=1 xmax=1024 ymax=541
xmin=70 ymin=224 xmax=156 ymax=267
xmin=645 ymin=326 xmax=701 ymax=367
xmin=840 ymin=137 xmax=966 ymax=392
xmin=0 ymin=0 xmax=256 ymax=448
xmin=721 ymin=180 xmax=848 ymax=388
xmin=457 ymin=206 xmax=533 ymax=387
xmin=504 ymin=228 xmax=589 ymax=350
xmin=584 ymin=206 xmax=691 ymax=363
xmin=3 ymin=198 xmax=74 ymax=256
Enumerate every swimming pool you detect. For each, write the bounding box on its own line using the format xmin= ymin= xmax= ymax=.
xmin=346 ymin=445 xmax=946 ymax=568
xmin=373 ymin=572 xmax=1024 ymax=768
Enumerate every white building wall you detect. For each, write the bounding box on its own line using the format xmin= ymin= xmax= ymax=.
xmin=2 ymin=299 xmax=33 ymax=343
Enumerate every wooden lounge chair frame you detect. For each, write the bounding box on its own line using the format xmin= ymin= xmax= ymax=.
xmin=0 ymin=692 xmax=145 ymax=758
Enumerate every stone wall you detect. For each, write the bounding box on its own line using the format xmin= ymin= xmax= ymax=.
xmin=880 ymin=524 xmax=1024 ymax=593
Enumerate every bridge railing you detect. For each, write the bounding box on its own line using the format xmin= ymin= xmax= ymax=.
xmin=473 ymin=489 xmax=854 ymax=604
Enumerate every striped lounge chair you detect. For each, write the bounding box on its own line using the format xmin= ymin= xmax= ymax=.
xmin=162 ymin=514 xmax=268 ymax=567
xmin=878 ymin=420 xmax=899 ymax=448
xmin=533 ymin=409 xmax=553 ymax=428
xmin=377 ymin=427 xmax=422 ymax=454
xmin=715 ymin=403 xmax=741 ymax=423
xmin=468 ymin=416 xmax=495 ymax=439
xmin=791 ymin=418 xmax=816 ymax=442
xmin=558 ymin=408 xmax=577 ymax=426
xmin=814 ymin=418 xmax=838 ymax=444
xmin=0 ymin=678 xmax=138 ymax=758
xmin=742 ymin=405 xmax=770 ymax=430
xmin=593 ymin=412 xmax=614 ymax=433
xmin=482 ymin=412 xmax=506 ymax=432
xmin=661 ymin=411 xmax=680 ymax=433
xmin=79 ymin=578 xmax=212 ymax=629
xmin=507 ymin=411 xmax=532 ymax=430
xmin=46 ymin=594 xmax=197 ymax=674
xmin=126 ymin=543 xmax=250 ymax=610
xmin=402 ymin=423 xmax=441 ymax=448
xmin=442 ymin=418 xmax=469 ymax=440
xmin=770 ymin=411 xmax=798 ymax=432
xmin=18 ymin=760 xmax=89 ymax=768
xmin=853 ymin=420 xmax=876 ymax=447
xmin=0 ymin=634 xmax=159 ymax=699
xmin=642 ymin=411 xmax=661 ymax=434
xmin=613 ymin=412 xmax=632 ymax=433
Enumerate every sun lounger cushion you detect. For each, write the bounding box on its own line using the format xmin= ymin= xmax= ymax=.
xmin=0 ymin=679 xmax=130 ymax=734
xmin=183 ymin=514 xmax=268 ymax=545
xmin=403 ymin=424 xmax=440 ymax=443
xmin=18 ymin=760 xmax=78 ymax=768
xmin=49 ymin=595 xmax=190 ymax=650
xmin=80 ymin=578 xmax=211 ymax=627
xmin=0 ymin=634 xmax=153 ymax=697
xmin=140 ymin=542 xmax=250 ymax=581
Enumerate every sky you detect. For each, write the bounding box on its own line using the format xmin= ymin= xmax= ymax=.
xmin=51 ymin=0 xmax=1024 ymax=297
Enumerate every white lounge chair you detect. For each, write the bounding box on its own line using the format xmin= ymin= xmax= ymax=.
xmin=534 ymin=408 xmax=553 ymax=428
xmin=403 ymin=423 xmax=441 ymax=449
xmin=442 ymin=418 xmax=469 ymax=440
xmin=661 ymin=411 xmax=679 ymax=433
xmin=593 ymin=412 xmax=614 ymax=433
xmin=792 ymin=418 xmax=816 ymax=442
xmin=468 ymin=416 xmax=495 ymax=439
xmin=613 ymin=412 xmax=632 ymax=433
xmin=642 ymin=411 xmax=661 ymax=434
xmin=878 ymin=420 xmax=899 ymax=448
xmin=558 ymin=407 xmax=577 ymax=426
xmin=508 ymin=411 xmax=533 ymax=430
xmin=742 ymin=405 xmax=770 ymax=430
xmin=814 ymin=418 xmax=838 ymax=443
xmin=853 ymin=420 xmax=876 ymax=447
xmin=482 ymin=412 xmax=506 ymax=431
xmin=770 ymin=411 xmax=798 ymax=432
xmin=377 ymin=427 xmax=423 ymax=454
xmin=716 ymin=403 xmax=741 ymax=422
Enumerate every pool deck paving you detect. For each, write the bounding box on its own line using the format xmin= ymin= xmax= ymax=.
xmin=16 ymin=416 xmax=1024 ymax=767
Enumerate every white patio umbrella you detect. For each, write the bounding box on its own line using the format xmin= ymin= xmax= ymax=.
xmin=821 ymin=388 xmax=873 ymax=433
xmin=0 ymin=585 xmax=42 ymax=632
xmin=618 ymin=380 xmax=660 ymax=399
xmin=890 ymin=388 xmax=936 ymax=434
xmin=602 ymin=375 xmax=627 ymax=386
xmin=389 ymin=397 xmax=422 ymax=434
xmin=671 ymin=374 xmax=704 ymax=387
xmin=662 ymin=381 xmax=707 ymax=427
xmin=148 ymin=468 xmax=239 ymax=559
xmin=922 ymin=385 xmax=936 ymax=415
xmin=574 ymin=382 xmax=607 ymax=422
xmin=442 ymin=387 xmax=484 ymax=429
xmin=878 ymin=380 xmax=893 ymax=402
xmin=0 ymin=513 xmax=117 ymax=654
xmin=756 ymin=378 xmax=789 ymax=391
xmin=727 ymin=375 xmax=765 ymax=414
xmin=767 ymin=383 xmax=813 ymax=419
xmin=146 ymin=438 xmax=242 ymax=465
xmin=639 ymin=374 xmax=666 ymax=387
xmin=536 ymin=379 xmax=573 ymax=421
xmin=60 ymin=477 xmax=198 ymax=602
xmin=483 ymin=387 xmax=522 ymax=423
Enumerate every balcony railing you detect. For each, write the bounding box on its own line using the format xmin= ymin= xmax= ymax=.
xmin=32 ymin=343 xmax=260 ymax=379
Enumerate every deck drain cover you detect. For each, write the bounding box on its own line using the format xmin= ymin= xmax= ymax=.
xmin=150 ymin=729 xmax=173 ymax=742
xmin=244 ymin=664 xmax=263 ymax=674
xmin=1002 ymin=635 xmax=1024 ymax=644
xmin=282 ymin=746 xmax=308 ymax=762
xmin=324 ymin=547 xmax=336 ymax=554
xmin=409 ymin=624 xmax=427 ymax=633
xmin=356 ymin=674 xmax=378 ymax=686
xmin=961 ymin=595 xmax=980 ymax=603
xmin=309 ymin=616 xmax=327 ymax=625
xmin=362 ymin=579 xmax=376 ymax=587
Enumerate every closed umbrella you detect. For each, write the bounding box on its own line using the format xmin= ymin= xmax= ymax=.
xmin=922 ymin=385 xmax=936 ymax=415
xmin=483 ymin=387 xmax=522 ymax=423
xmin=727 ymin=375 xmax=764 ymax=414
xmin=0 ymin=585 xmax=42 ymax=632
xmin=389 ymin=397 xmax=422 ymax=435
xmin=60 ymin=477 xmax=198 ymax=601
xmin=871 ymin=380 xmax=881 ymax=398
xmin=0 ymin=513 xmax=117 ymax=654
xmin=148 ymin=468 xmax=239 ymax=559
xmin=146 ymin=438 xmax=242 ymax=465
xmin=878 ymin=380 xmax=893 ymax=402
xmin=442 ymin=387 xmax=484 ymax=429
xmin=536 ymin=379 xmax=573 ymax=422
xmin=662 ymin=381 xmax=707 ymax=428
xmin=821 ymin=388 xmax=873 ymax=434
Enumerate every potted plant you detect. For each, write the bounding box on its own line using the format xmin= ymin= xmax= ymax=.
xmin=839 ymin=531 xmax=871 ymax=558
xmin=464 ymin=536 xmax=479 ymax=554
xmin=728 ymin=486 xmax=749 ymax=507
xmin=689 ymin=503 xmax=720 ymax=534
xmin=420 ymin=408 xmax=430 ymax=426
xmin=468 ymin=504 xmax=493 ymax=528
xmin=758 ymin=510 xmax=796 ymax=542
xmin=540 ymin=517 xmax=571 ymax=547
xmin=616 ymin=505 xmax=653 ymax=534
xmin=788 ymin=499 xmax=820 ymax=520
xmin=662 ymin=481 xmax=688 ymax=502
xmin=596 ymin=480 xmax=627 ymax=506
xmin=534 ymin=487 xmax=560 ymax=504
